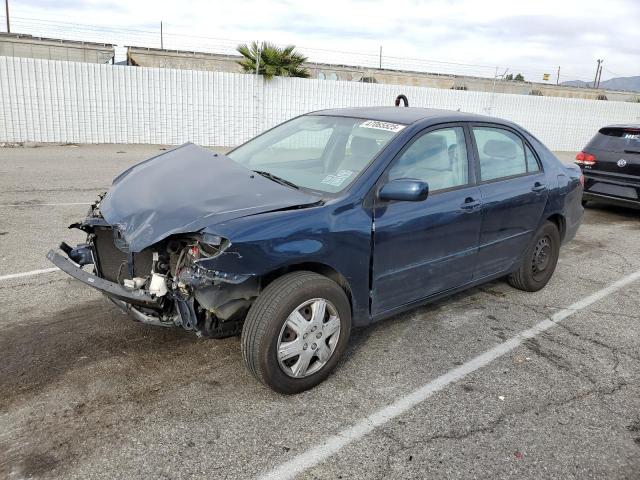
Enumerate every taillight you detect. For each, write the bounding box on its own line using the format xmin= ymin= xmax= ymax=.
xmin=575 ymin=151 xmax=596 ymax=166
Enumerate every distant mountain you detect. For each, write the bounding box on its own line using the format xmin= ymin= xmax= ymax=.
xmin=561 ymin=79 xmax=591 ymax=88
xmin=600 ymin=76 xmax=640 ymax=92
xmin=561 ymin=76 xmax=640 ymax=93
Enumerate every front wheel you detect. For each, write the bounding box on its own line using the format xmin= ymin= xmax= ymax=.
xmin=241 ymin=271 xmax=351 ymax=394
xmin=508 ymin=221 xmax=560 ymax=292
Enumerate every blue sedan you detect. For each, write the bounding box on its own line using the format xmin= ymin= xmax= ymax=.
xmin=49 ymin=107 xmax=584 ymax=393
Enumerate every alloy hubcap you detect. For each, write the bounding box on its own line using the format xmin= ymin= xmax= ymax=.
xmin=277 ymin=298 xmax=341 ymax=378
xmin=532 ymin=236 xmax=551 ymax=275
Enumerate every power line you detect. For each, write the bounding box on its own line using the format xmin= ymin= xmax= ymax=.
xmin=0 ymin=14 xmax=598 ymax=81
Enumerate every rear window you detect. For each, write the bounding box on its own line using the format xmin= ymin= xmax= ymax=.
xmin=588 ymin=127 xmax=640 ymax=152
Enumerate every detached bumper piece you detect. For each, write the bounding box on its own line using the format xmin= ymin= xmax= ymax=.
xmin=47 ymin=249 xmax=162 ymax=309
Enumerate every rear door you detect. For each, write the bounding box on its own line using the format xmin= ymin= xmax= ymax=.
xmin=470 ymin=125 xmax=548 ymax=278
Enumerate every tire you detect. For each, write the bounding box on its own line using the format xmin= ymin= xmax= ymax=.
xmin=241 ymin=271 xmax=351 ymax=394
xmin=508 ymin=221 xmax=560 ymax=292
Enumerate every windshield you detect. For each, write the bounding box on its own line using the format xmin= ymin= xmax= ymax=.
xmin=228 ymin=115 xmax=404 ymax=193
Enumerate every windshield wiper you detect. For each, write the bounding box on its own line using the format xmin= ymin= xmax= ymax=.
xmin=252 ymin=170 xmax=300 ymax=190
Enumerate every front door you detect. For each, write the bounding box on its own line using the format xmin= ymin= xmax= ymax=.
xmin=371 ymin=125 xmax=483 ymax=315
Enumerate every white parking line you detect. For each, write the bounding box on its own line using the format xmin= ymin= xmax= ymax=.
xmin=259 ymin=269 xmax=640 ymax=480
xmin=0 ymin=267 xmax=59 ymax=281
xmin=0 ymin=202 xmax=89 ymax=207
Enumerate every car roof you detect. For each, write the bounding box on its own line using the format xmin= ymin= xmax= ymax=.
xmin=311 ymin=106 xmax=508 ymax=126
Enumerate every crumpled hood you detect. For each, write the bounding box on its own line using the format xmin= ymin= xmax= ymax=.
xmin=100 ymin=143 xmax=321 ymax=252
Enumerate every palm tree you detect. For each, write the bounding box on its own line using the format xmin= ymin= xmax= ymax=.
xmin=237 ymin=41 xmax=310 ymax=80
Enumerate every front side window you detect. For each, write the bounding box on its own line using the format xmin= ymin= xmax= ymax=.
xmin=388 ymin=127 xmax=469 ymax=192
xmin=228 ymin=115 xmax=402 ymax=194
xmin=472 ymin=127 xmax=529 ymax=181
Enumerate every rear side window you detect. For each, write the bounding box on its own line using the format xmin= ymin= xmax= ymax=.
xmin=472 ymin=127 xmax=527 ymax=181
xmin=588 ymin=127 xmax=640 ymax=152
xmin=525 ymin=144 xmax=540 ymax=172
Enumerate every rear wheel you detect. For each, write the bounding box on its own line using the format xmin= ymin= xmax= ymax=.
xmin=241 ymin=271 xmax=351 ymax=394
xmin=508 ymin=221 xmax=560 ymax=292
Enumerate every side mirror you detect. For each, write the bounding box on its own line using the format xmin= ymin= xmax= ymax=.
xmin=378 ymin=178 xmax=429 ymax=202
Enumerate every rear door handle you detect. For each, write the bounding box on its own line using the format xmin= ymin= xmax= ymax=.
xmin=460 ymin=197 xmax=481 ymax=212
xmin=532 ymin=182 xmax=547 ymax=192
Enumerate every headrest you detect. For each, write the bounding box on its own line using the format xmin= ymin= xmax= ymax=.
xmin=402 ymin=134 xmax=447 ymax=162
xmin=483 ymin=139 xmax=517 ymax=159
xmin=419 ymin=134 xmax=447 ymax=154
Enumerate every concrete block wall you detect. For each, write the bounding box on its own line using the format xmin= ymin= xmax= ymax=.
xmin=0 ymin=34 xmax=114 ymax=64
xmin=2 ymin=56 xmax=640 ymax=151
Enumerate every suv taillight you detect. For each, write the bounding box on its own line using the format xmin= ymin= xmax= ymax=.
xmin=575 ymin=151 xmax=596 ymax=166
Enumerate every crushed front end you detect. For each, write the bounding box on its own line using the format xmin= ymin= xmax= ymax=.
xmin=48 ymin=196 xmax=259 ymax=338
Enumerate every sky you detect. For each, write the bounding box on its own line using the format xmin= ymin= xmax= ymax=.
xmin=3 ymin=0 xmax=638 ymax=81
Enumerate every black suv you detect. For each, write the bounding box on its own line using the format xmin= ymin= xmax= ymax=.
xmin=576 ymin=124 xmax=640 ymax=208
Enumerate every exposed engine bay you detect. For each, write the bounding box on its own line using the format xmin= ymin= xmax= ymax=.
xmin=57 ymin=195 xmax=259 ymax=338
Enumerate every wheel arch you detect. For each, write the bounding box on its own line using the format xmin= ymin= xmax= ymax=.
xmin=260 ymin=262 xmax=354 ymax=313
xmin=546 ymin=213 xmax=566 ymax=242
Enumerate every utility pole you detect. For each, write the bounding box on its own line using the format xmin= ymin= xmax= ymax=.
xmin=252 ymin=41 xmax=262 ymax=136
xmin=160 ymin=21 xmax=163 ymax=49
xmin=556 ymin=66 xmax=560 ymax=85
xmin=379 ymin=46 xmax=382 ymax=69
xmin=255 ymin=42 xmax=261 ymax=76
xmin=5 ymin=0 xmax=10 ymax=33
xmin=596 ymin=60 xmax=604 ymax=89
xmin=488 ymin=67 xmax=507 ymax=114
xmin=593 ymin=59 xmax=602 ymax=88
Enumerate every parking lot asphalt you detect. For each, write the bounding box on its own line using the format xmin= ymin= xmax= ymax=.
xmin=1 ymin=144 xmax=639 ymax=480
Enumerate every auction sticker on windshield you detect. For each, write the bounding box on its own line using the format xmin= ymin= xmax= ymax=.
xmin=321 ymin=170 xmax=354 ymax=187
xmin=360 ymin=120 xmax=406 ymax=133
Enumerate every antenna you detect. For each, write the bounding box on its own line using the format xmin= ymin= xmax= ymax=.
xmin=394 ymin=94 xmax=408 ymax=107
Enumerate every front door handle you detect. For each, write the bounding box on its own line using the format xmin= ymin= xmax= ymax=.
xmin=460 ymin=197 xmax=481 ymax=212
xmin=532 ymin=182 xmax=547 ymax=192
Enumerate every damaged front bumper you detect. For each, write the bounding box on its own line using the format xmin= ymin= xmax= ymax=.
xmin=48 ymin=193 xmax=261 ymax=337
xmin=48 ymin=250 xmax=162 ymax=309
xmin=48 ymin=249 xmax=178 ymax=329
xmin=48 ymin=233 xmax=259 ymax=338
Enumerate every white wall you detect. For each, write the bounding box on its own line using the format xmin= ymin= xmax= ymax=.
xmin=2 ymin=56 xmax=640 ymax=151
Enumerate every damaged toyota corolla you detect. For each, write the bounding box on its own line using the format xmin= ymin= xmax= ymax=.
xmin=49 ymin=107 xmax=583 ymax=393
